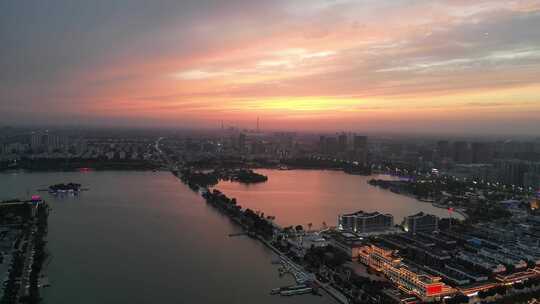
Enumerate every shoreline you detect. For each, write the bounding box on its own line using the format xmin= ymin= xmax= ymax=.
xmin=0 ymin=168 xmax=166 ymax=174
xmin=367 ymin=180 xmax=468 ymax=220
xmin=182 ymin=174 xmax=350 ymax=303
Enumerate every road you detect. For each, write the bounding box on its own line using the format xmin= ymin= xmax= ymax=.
xmin=154 ymin=137 xmax=176 ymax=171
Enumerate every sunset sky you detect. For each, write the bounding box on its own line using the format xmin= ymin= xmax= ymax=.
xmin=1 ymin=0 xmax=540 ymax=134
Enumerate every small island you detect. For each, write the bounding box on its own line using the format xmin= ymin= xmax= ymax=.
xmin=48 ymin=183 xmax=82 ymax=195
xmin=178 ymin=168 xmax=268 ymax=191
xmin=219 ymin=168 xmax=269 ymax=184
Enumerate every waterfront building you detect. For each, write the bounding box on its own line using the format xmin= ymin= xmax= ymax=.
xmin=326 ymin=231 xmax=364 ymax=259
xmin=358 ymin=244 xmax=402 ymax=271
xmin=287 ymin=232 xmax=328 ymax=258
xmin=338 ymin=210 xmax=394 ymax=234
xmin=358 ymin=244 xmax=455 ymax=301
xmin=403 ymin=213 xmax=439 ymax=234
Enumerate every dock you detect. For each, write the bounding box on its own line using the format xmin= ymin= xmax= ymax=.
xmin=259 ymin=238 xmax=349 ymax=304
xmin=228 ymin=232 xmax=248 ymax=237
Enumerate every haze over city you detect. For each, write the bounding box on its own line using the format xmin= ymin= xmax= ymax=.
xmin=2 ymin=0 xmax=540 ymax=134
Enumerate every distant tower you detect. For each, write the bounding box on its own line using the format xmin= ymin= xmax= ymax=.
xmin=221 ymin=120 xmax=224 ymax=130
xmin=256 ymin=116 xmax=260 ymax=132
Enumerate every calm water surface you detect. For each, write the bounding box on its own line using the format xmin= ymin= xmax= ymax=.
xmin=216 ymin=169 xmax=461 ymax=228
xmin=0 ymin=171 xmax=334 ymax=304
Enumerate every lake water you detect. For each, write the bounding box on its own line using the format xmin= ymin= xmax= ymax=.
xmin=0 ymin=169 xmax=460 ymax=303
xmin=0 ymin=171 xmax=334 ymax=304
xmin=216 ymin=169 xmax=461 ymax=228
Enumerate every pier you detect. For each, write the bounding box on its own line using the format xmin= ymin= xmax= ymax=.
xmin=259 ymin=238 xmax=349 ymax=304
xmin=228 ymin=232 xmax=248 ymax=237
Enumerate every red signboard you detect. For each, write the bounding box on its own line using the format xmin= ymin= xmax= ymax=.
xmin=426 ymin=285 xmax=442 ymax=295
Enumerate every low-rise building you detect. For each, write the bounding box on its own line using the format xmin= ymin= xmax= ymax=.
xmin=287 ymin=232 xmax=328 ymax=258
xmin=456 ymin=252 xmax=506 ymax=274
xmin=326 ymin=231 xmax=365 ymax=259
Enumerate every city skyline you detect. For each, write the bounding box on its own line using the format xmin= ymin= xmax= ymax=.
xmin=2 ymin=0 xmax=540 ymax=134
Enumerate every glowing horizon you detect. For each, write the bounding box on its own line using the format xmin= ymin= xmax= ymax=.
xmin=1 ymin=0 xmax=540 ymax=134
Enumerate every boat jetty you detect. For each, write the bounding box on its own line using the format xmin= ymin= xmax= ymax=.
xmin=270 ymin=284 xmax=315 ymax=296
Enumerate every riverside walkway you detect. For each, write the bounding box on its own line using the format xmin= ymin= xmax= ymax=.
xmin=258 ymin=237 xmax=349 ymax=304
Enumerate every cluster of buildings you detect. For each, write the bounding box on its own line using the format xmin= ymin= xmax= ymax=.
xmin=0 ymin=196 xmax=47 ymax=302
xmin=447 ymin=160 xmax=540 ymax=190
xmin=318 ymin=133 xmax=368 ymax=163
xmin=162 ymin=130 xmax=304 ymax=164
xmin=282 ymin=209 xmax=540 ymax=303
xmin=336 ymin=211 xmax=440 ymax=236
xmin=436 ymin=140 xmax=540 ymax=164
xmin=358 ymin=243 xmax=456 ymax=301
xmin=0 ymin=131 xmax=158 ymax=163
xmin=66 ymin=141 xmax=156 ymax=161
xmin=439 ymin=140 xmax=540 ymax=189
xmin=369 ymin=137 xmax=540 ymax=190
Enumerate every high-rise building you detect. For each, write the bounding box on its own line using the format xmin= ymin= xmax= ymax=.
xmin=338 ymin=211 xmax=394 ymax=234
xmin=353 ymin=135 xmax=367 ymax=150
xmin=338 ymin=133 xmax=347 ymax=153
xmin=403 ymin=212 xmax=439 ymax=234
xmin=319 ymin=136 xmax=326 ymax=154
xmin=30 ymin=132 xmax=44 ymax=150
xmin=325 ymin=137 xmax=338 ymax=154
xmin=388 ymin=143 xmax=404 ymax=157
xmin=238 ymin=133 xmax=246 ymax=152
xmin=353 ymin=135 xmax=368 ymax=163
xmin=524 ymin=172 xmax=540 ymax=189
xmin=453 ymin=141 xmax=472 ymax=163
xmin=47 ymin=134 xmax=61 ymax=151
xmin=437 ymin=140 xmax=450 ymax=158
xmin=495 ymin=160 xmax=529 ymax=186
xmin=472 ymin=142 xmax=495 ymax=164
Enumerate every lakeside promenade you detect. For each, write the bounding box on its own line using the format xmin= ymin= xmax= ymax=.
xmin=200 ymin=186 xmax=350 ymax=303
xmin=258 ymin=237 xmax=349 ymax=304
